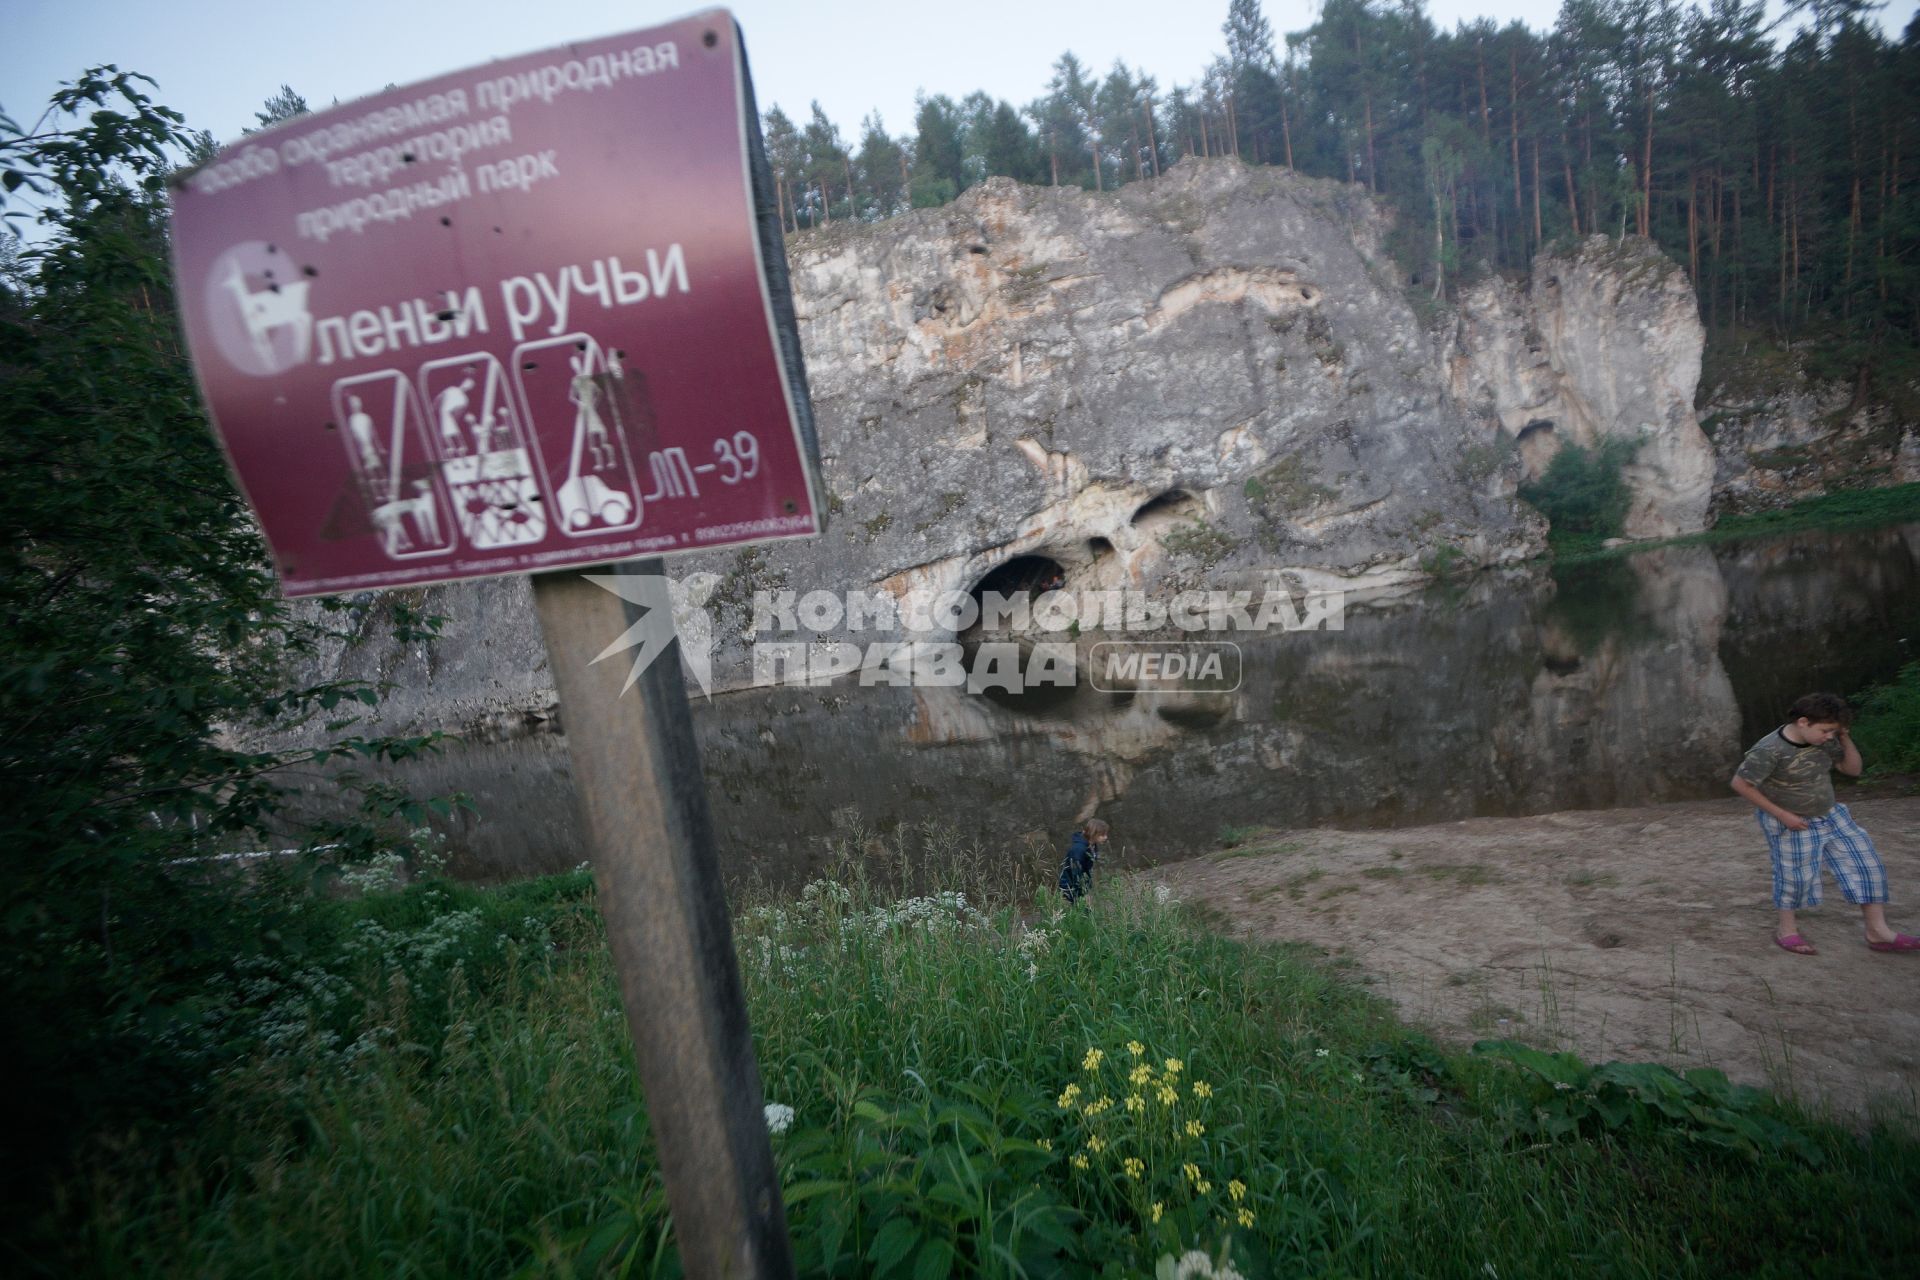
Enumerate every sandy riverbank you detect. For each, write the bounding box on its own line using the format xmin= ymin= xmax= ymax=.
xmin=1146 ymin=793 xmax=1920 ymax=1123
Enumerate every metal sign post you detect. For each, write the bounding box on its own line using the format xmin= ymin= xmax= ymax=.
xmin=169 ymin=10 xmax=818 ymax=1275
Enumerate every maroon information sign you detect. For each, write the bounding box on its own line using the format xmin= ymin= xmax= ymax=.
xmin=171 ymin=9 xmax=822 ymax=598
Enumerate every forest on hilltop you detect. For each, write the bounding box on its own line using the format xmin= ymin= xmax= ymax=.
xmin=763 ymin=0 xmax=1920 ymax=402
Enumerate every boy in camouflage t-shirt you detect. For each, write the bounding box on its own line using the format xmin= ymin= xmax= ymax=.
xmin=1731 ymin=692 xmax=1916 ymax=955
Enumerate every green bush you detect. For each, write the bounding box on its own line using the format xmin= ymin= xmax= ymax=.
xmin=1518 ymin=438 xmax=1639 ymax=544
xmin=1854 ymin=662 xmax=1920 ymax=774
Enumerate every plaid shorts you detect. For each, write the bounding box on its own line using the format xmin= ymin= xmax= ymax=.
xmin=1757 ymin=802 xmax=1888 ymax=909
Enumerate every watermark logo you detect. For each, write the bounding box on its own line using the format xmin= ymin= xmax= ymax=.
xmin=588 ymin=576 xmax=1340 ymax=696
xmin=586 ymin=570 xmax=717 ymax=696
xmin=1088 ymin=641 xmax=1243 ymax=693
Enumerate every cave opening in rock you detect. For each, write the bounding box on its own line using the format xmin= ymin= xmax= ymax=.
xmin=959 ymin=553 xmax=1078 ymax=708
xmin=1088 ymin=536 xmax=1115 ymax=559
xmin=1130 ymin=489 xmax=1204 ymax=536
xmin=969 ymin=555 xmax=1067 ymax=617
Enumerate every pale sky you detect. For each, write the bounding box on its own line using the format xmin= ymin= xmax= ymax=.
xmin=4 ymin=0 xmax=1915 ymax=162
xmin=9 ymin=0 xmax=1915 ymax=162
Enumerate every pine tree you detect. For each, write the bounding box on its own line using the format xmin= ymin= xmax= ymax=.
xmin=762 ymin=105 xmax=804 ymax=232
xmin=975 ymin=99 xmax=1042 ymax=184
xmin=911 ymin=94 xmax=966 ymax=207
xmin=802 ymin=102 xmax=847 ymax=225
xmin=854 ymin=113 xmax=907 ymax=219
xmin=250 ymin=84 xmax=308 ymax=131
xmin=1043 ymin=53 xmax=1103 ymax=190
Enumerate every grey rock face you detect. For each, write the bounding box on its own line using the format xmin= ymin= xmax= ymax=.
xmin=1701 ymin=373 xmax=1918 ymax=514
xmin=701 ymin=161 xmax=1543 ymax=660
xmin=1446 ymin=235 xmax=1715 ymax=538
xmin=286 ymin=163 xmax=1738 ymax=714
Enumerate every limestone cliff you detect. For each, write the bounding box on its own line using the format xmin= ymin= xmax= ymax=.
xmin=774 ymin=159 xmax=1540 ymax=618
xmin=291 ymin=160 xmax=1733 ymax=717
xmin=1700 ymin=373 xmax=1920 ymax=514
xmin=1445 ymin=235 xmax=1716 ymax=538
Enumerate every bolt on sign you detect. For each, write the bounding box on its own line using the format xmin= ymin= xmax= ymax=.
xmin=170 ymin=8 xmax=823 ymax=597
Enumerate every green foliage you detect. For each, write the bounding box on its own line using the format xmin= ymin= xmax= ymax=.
xmin=773 ymin=1083 xmax=1079 ymax=1276
xmin=46 ymin=857 xmax=1920 ymax=1278
xmin=1417 ymin=542 xmax=1466 ymax=577
xmin=1548 ymin=481 xmax=1920 ymax=568
xmin=1852 ymin=662 xmax=1920 ymax=774
xmin=249 ymin=84 xmax=309 ymax=132
xmin=1471 ymin=1040 xmax=1824 ymax=1165
xmin=0 ymin=71 xmax=450 ymax=1209
xmin=1518 ymin=438 xmax=1639 ymax=544
xmin=1712 ymin=482 xmax=1920 ymax=539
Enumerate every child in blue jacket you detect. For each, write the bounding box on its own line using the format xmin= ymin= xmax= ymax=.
xmin=1058 ymin=818 xmax=1110 ymax=905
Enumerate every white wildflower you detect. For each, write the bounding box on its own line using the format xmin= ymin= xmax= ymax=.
xmin=763 ymin=1102 xmax=795 ymax=1135
xmin=1157 ymin=1249 xmax=1245 ymax=1280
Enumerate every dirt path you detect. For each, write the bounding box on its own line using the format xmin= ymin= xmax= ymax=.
xmin=1145 ymin=794 xmax=1920 ymax=1123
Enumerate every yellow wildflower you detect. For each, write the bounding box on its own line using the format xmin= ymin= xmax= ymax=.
xmin=1126 ymin=1094 xmax=1144 ymax=1113
xmin=1183 ymin=1162 xmax=1201 ymax=1183
xmin=1123 ymin=1157 xmax=1144 ymax=1179
xmin=1129 ymin=1064 xmax=1153 ymax=1087
xmin=1197 ymin=1180 xmax=1213 ymax=1195
xmin=1158 ymin=1086 xmax=1179 ymax=1106
xmin=1228 ymin=1179 xmax=1246 ymax=1203
xmin=1163 ymin=1058 xmax=1184 ymax=1075
xmin=1071 ymin=1154 xmax=1090 ymax=1170
xmin=1151 ymin=1202 xmax=1164 ymax=1224
xmin=1037 ymin=1139 xmax=1052 ymax=1152
xmin=1192 ymin=1081 xmax=1214 ymax=1099
xmin=1237 ymin=1208 xmax=1257 ymax=1228
xmin=1083 ymin=1047 xmax=1105 ymax=1072
xmin=1083 ymin=1095 xmax=1112 ymax=1116
xmin=1088 ymin=1135 xmax=1106 ymax=1153
xmin=1056 ymin=1083 xmax=1082 ymax=1109
xmin=1127 ymin=1040 xmax=1146 ymax=1057
xmin=1185 ymin=1120 xmax=1206 ymax=1137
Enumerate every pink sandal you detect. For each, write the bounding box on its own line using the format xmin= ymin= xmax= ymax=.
xmin=1866 ymin=933 xmax=1920 ymax=953
xmin=1774 ymin=933 xmax=1817 ymax=955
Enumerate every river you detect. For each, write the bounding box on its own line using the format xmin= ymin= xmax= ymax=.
xmin=318 ymin=522 xmax=1920 ymax=887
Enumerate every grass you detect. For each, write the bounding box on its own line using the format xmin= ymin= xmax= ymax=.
xmin=35 ymin=833 xmax=1920 ymax=1279
xmin=1208 ymin=840 xmax=1303 ymax=863
xmin=1551 ymin=482 xmax=1920 ymax=567
xmin=1209 ymin=825 xmax=1305 ymax=863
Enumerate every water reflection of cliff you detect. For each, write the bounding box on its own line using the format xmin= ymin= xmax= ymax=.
xmin=416 ymin=525 xmax=1917 ymax=886
xmin=1717 ymin=523 xmax=1920 ymax=741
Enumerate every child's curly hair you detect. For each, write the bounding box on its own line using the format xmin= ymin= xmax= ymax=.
xmin=1787 ymin=692 xmax=1854 ymax=726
